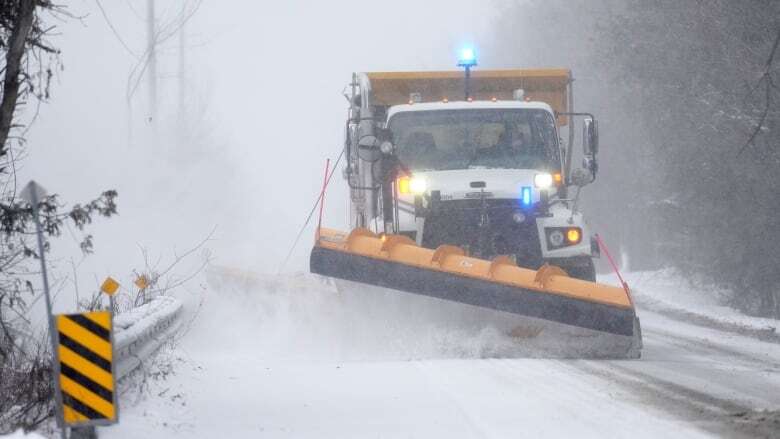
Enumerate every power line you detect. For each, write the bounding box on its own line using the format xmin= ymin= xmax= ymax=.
xmin=94 ymin=0 xmax=138 ymax=58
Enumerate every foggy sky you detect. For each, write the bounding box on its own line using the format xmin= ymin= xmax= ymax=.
xmin=19 ymin=0 xmax=496 ymax=313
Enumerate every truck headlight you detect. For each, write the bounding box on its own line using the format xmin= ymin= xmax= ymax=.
xmin=534 ymin=173 xmax=554 ymax=189
xmin=398 ymin=176 xmax=426 ymax=194
xmin=410 ymin=177 xmax=427 ymax=194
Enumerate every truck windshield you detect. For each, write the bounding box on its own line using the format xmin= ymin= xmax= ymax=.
xmin=388 ymin=109 xmax=560 ymax=171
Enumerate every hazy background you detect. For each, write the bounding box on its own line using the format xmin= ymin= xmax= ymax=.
xmin=18 ymin=1 xmax=780 ymax=318
xmin=487 ymin=0 xmax=780 ymax=316
xmin=19 ymin=0 xmax=496 ymax=312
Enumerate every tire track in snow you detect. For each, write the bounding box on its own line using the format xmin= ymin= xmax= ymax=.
xmin=564 ymin=360 xmax=756 ymax=438
xmin=559 ymin=313 xmax=780 ymax=439
xmin=633 ymin=296 xmax=780 ymax=345
xmin=194 ymin=269 xmax=779 ymax=437
xmin=636 ymin=312 xmax=780 ymax=409
xmin=415 ymin=358 xmax=712 ymax=438
xmin=644 ymin=327 xmax=780 ymax=371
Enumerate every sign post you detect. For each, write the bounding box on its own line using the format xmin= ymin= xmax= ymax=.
xmin=20 ymin=181 xmax=68 ymax=439
xmin=100 ymin=277 xmax=119 ymax=314
xmin=23 ymin=181 xmax=122 ymax=438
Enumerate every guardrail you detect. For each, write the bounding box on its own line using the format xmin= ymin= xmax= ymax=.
xmin=112 ymin=296 xmax=183 ymax=379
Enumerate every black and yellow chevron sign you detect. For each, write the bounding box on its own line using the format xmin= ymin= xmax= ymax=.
xmin=55 ymin=311 xmax=117 ymax=426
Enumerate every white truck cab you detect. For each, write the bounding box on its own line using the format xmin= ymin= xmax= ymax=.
xmin=343 ymin=69 xmax=600 ymax=280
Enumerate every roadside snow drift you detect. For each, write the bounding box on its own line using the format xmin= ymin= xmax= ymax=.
xmin=200 ymin=268 xmax=552 ymax=360
xmin=104 ymin=268 xmax=780 ymax=439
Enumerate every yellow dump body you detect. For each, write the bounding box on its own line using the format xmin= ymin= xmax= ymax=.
xmin=366 ymin=69 xmax=571 ymax=125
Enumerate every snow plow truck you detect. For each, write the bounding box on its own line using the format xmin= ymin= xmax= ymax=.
xmin=310 ymin=54 xmax=642 ymax=358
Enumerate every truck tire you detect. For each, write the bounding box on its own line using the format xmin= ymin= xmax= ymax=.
xmin=561 ymin=258 xmax=596 ymax=282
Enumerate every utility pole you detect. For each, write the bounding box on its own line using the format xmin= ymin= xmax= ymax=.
xmin=147 ymin=0 xmax=157 ymax=128
xmin=178 ymin=1 xmax=186 ymax=132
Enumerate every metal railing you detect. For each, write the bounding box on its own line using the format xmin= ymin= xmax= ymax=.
xmin=112 ymin=296 xmax=183 ymax=379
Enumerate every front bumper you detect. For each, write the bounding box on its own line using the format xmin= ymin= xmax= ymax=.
xmin=406 ymin=197 xmax=592 ymax=267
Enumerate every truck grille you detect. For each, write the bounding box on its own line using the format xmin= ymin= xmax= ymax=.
xmin=421 ymin=199 xmax=544 ymax=268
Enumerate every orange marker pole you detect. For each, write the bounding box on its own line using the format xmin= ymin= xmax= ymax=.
xmin=316 ymin=159 xmax=330 ymax=241
xmin=595 ymin=233 xmax=633 ymax=306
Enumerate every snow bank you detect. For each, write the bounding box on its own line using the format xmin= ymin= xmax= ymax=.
xmin=114 ymin=296 xmax=177 ymax=330
xmin=600 ymin=269 xmax=779 ymax=340
xmin=0 ymin=431 xmax=46 ymax=439
xmin=115 ymin=296 xmax=182 ymax=346
xmin=207 ymin=265 xmax=779 ymax=364
xmin=205 ymin=267 xmax=542 ymax=361
xmin=111 ymin=267 xmax=780 ymax=439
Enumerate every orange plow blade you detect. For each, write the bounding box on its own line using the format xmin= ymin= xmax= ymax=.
xmin=310 ymin=228 xmax=642 ymax=358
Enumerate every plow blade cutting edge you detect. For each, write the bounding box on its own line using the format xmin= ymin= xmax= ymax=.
xmin=310 ymin=228 xmax=642 ymax=358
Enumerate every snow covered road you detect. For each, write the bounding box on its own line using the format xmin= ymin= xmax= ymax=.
xmin=106 ymin=271 xmax=780 ymax=438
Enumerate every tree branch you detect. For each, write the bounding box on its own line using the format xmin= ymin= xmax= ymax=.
xmin=739 ymin=27 xmax=780 ymax=155
xmin=0 ymin=0 xmax=35 ymax=156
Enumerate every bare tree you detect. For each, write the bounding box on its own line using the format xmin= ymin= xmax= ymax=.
xmin=740 ymin=28 xmax=780 ymax=155
xmin=0 ymin=0 xmax=34 ymax=154
xmin=146 ymin=0 xmax=156 ymax=127
xmin=0 ymin=1 xmax=121 ymax=432
xmin=493 ymin=0 xmax=780 ymax=317
xmin=121 ymin=0 xmax=203 ymax=144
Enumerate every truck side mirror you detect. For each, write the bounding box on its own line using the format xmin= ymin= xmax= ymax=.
xmin=570 ymin=168 xmax=593 ymax=187
xmin=374 ymin=127 xmax=396 ymax=155
xmin=582 ymin=118 xmax=599 ymax=179
xmin=582 ymin=118 xmax=599 ymax=157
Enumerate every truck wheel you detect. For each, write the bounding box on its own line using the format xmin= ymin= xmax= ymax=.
xmin=562 ymin=258 xmax=596 ymax=282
